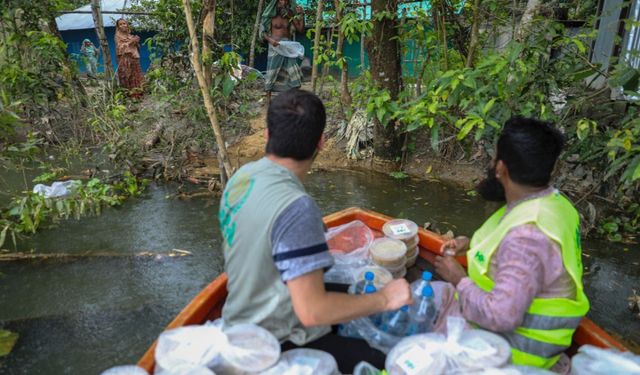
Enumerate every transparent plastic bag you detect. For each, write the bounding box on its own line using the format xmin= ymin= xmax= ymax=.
xmin=261 ymin=349 xmax=339 ymax=375
xmin=154 ymin=325 xmax=227 ymax=375
xmin=353 ymin=361 xmax=383 ymax=375
xmin=326 ymin=220 xmax=374 ymax=263
xmin=212 ymin=323 xmax=281 ymax=374
xmin=386 ymin=333 xmax=448 ymax=375
xmin=571 ymin=345 xmax=640 ymax=375
xmin=101 ymin=366 xmax=149 ymax=375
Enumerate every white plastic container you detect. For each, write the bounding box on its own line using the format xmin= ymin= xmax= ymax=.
xmin=356 ymin=265 xmax=393 ymax=289
xmin=382 ymin=219 xmax=419 ymax=242
xmin=405 ymin=247 xmax=419 ymax=267
xmin=370 ymin=237 xmax=407 ymax=268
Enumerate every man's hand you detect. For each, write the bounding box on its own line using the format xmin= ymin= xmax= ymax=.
xmin=435 ymin=255 xmax=467 ymax=286
xmin=270 ymin=39 xmax=280 ymax=47
xmin=295 ymin=5 xmax=303 ymax=14
xmin=379 ymin=278 xmax=412 ymax=311
xmin=440 ymin=235 xmax=470 ymax=257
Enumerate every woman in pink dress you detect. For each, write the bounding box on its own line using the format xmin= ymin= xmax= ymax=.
xmin=114 ymin=18 xmax=144 ymax=97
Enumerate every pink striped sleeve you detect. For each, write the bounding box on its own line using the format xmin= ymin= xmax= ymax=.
xmin=456 ymin=225 xmax=551 ymax=332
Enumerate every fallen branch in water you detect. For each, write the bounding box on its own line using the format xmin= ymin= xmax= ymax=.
xmin=0 ymin=249 xmax=192 ymax=262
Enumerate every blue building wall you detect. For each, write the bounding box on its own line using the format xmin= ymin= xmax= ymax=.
xmin=61 ymin=28 xmax=156 ymax=74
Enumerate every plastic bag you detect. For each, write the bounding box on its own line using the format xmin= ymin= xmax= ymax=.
xmin=100 ymin=366 xmax=149 ymax=375
xmin=154 ymin=325 xmax=227 ymax=375
xmin=261 ymin=349 xmax=339 ymax=375
xmin=212 ymin=324 xmax=280 ymax=374
xmin=353 ymin=361 xmax=383 ymax=375
xmin=571 ymin=345 xmax=640 ymax=375
xmin=385 ymin=317 xmax=511 ymax=375
xmin=33 ymin=180 xmax=81 ymax=198
xmin=326 ymin=220 xmax=374 ymax=264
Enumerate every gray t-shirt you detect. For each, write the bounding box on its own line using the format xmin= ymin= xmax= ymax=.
xmin=272 ymin=195 xmax=334 ymax=282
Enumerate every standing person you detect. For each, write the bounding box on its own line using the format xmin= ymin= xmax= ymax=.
xmin=261 ymin=0 xmax=305 ymax=104
xmin=114 ymin=18 xmax=144 ymax=97
xmin=219 ymin=89 xmax=412 ymax=373
xmin=80 ymin=39 xmax=100 ymax=77
xmin=434 ymin=117 xmax=590 ymax=371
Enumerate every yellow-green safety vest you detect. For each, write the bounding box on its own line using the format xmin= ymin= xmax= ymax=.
xmin=467 ymin=191 xmax=590 ymax=369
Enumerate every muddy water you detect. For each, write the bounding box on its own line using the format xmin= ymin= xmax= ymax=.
xmin=0 ymin=170 xmax=638 ymax=374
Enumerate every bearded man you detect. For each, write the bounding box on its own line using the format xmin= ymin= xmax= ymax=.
xmin=434 ymin=117 xmax=589 ymax=372
xmin=261 ymin=0 xmax=305 ymax=103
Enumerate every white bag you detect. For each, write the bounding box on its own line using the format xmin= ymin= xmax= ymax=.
xmin=571 ymin=345 xmax=640 ymax=375
xmin=261 ymin=349 xmax=339 ymax=375
xmin=154 ymin=325 xmax=227 ymax=375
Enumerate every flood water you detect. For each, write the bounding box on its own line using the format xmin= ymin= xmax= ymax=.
xmin=0 ymin=169 xmax=638 ymax=374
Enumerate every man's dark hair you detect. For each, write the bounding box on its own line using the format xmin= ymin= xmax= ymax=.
xmin=266 ymin=89 xmax=326 ymax=161
xmin=496 ymin=116 xmax=565 ymax=187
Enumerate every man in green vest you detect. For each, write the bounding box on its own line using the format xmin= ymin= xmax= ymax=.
xmin=219 ymin=89 xmax=412 ymax=372
xmin=434 ymin=117 xmax=589 ymax=370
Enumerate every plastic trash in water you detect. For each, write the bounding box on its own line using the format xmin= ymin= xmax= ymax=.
xmin=410 ymin=271 xmax=432 ymax=300
xmin=408 ymin=285 xmax=437 ymax=335
xmin=380 ymin=305 xmax=411 ymax=337
xmin=32 ymin=180 xmax=81 ymax=198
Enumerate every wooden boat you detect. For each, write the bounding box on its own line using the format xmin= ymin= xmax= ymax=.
xmin=138 ymin=207 xmax=627 ymax=373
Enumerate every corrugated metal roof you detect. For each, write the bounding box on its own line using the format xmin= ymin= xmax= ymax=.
xmin=55 ymin=0 xmax=129 ymax=31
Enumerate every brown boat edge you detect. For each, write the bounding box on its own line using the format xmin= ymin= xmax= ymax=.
xmin=137 ymin=207 xmax=628 ymax=373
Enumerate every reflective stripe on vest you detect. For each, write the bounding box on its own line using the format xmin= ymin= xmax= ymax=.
xmin=467 ymin=191 xmax=590 ymax=369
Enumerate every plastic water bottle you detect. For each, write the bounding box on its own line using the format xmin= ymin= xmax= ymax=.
xmin=410 ymin=271 xmax=433 ymax=300
xmin=408 ymin=285 xmax=437 ymax=334
xmin=355 ymin=271 xmax=376 ymax=294
xmin=363 ymin=284 xmax=384 ymax=326
xmin=380 ymin=305 xmax=411 ymax=336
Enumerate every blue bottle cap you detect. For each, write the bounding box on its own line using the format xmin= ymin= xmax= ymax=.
xmin=365 ymin=271 xmax=374 ymax=281
xmin=364 ymin=284 xmax=377 ymax=294
xmin=422 ymin=286 xmax=434 ymax=297
xmin=422 ymin=271 xmax=433 ymax=281
xmin=400 ymin=305 xmax=409 ymax=312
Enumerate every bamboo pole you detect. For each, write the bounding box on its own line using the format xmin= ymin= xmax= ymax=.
xmin=202 ymin=0 xmax=216 ymax=87
xmin=311 ymin=0 xmax=324 ymax=93
xmin=465 ymin=0 xmax=481 ymax=67
xmin=182 ymin=0 xmax=233 ymax=179
xmin=91 ymin=0 xmax=114 ymax=81
xmin=249 ymin=0 xmax=266 ymax=67
xmin=0 ymin=250 xmax=193 ymax=262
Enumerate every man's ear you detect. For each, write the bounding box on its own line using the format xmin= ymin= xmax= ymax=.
xmin=496 ymin=160 xmax=508 ymax=179
xmin=317 ymin=133 xmax=325 ymax=151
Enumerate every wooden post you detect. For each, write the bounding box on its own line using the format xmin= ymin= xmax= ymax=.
xmin=249 ymin=0 xmax=266 ymax=68
xmin=311 ymin=0 xmax=324 ymax=93
xmin=91 ymin=0 xmax=114 ymax=80
xmin=182 ymin=0 xmax=233 ymax=179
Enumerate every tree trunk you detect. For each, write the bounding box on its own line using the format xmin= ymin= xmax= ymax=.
xmin=465 ymin=0 xmax=481 ymax=67
xmin=319 ymin=26 xmax=334 ymax=94
xmin=202 ymin=0 xmax=216 ymax=87
xmin=47 ymin=16 xmax=88 ymax=104
xmin=311 ymin=0 xmax=324 ymax=93
xmin=90 ymin=0 xmax=114 ymax=81
xmin=249 ymin=0 xmax=266 ymax=68
xmin=365 ymin=0 xmax=402 ymax=158
xmin=516 ymin=0 xmax=542 ymax=41
xmin=334 ymin=0 xmax=352 ymax=115
xmin=182 ymin=0 xmax=233 ymax=180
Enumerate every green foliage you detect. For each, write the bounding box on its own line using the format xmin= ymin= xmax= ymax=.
xmin=0 ymin=329 xmax=19 ymax=358
xmin=389 ymin=171 xmax=409 ymax=179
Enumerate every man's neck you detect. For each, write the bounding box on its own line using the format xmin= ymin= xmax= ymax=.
xmin=505 ymin=182 xmax=549 ymax=206
xmin=266 ymin=154 xmax=312 ymax=181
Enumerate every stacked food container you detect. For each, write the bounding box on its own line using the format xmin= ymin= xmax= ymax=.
xmin=383 ymin=219 xmax=420 ymax=267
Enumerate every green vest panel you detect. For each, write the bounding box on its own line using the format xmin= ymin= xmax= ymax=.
xmin=467 ymin=191 xmax=590 ymax=369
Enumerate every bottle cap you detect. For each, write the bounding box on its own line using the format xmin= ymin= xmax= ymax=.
xmin=422 ymin=286 xmax=434 ymax=297
xmin=422 ymin=271 xmax=433 ymax=281
xmin=364 ymin=271 xmax=375 ymax=281
xmin=364 ymin=284 xmax=377 ymax=294
xmin=400 ymin=305 xmax=409 ymax=311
